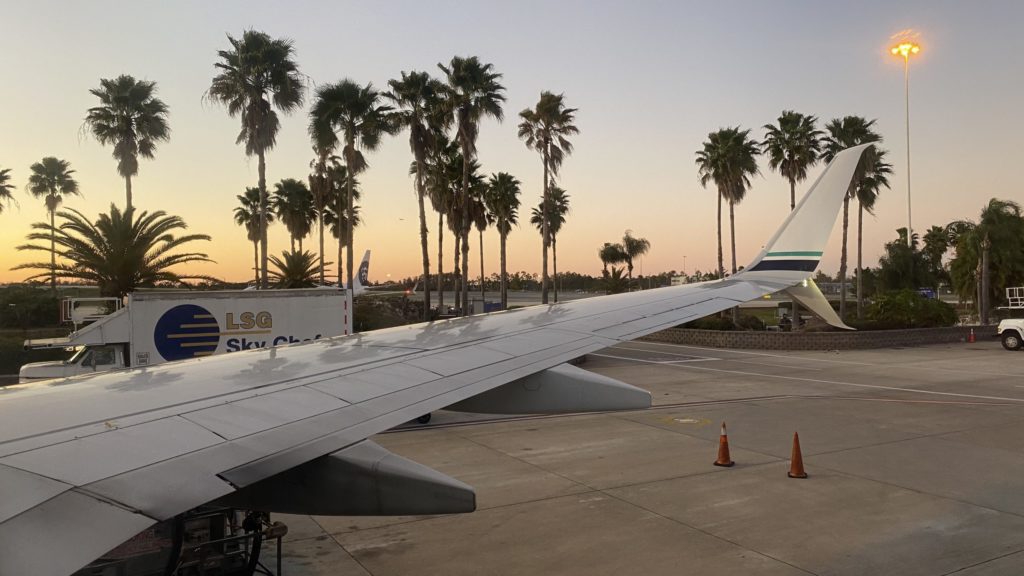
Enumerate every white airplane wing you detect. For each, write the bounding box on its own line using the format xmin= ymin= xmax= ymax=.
xmin=0 ymin=144 xmax=870 ymax=575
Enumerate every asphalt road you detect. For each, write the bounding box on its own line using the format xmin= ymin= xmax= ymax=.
xmin=268 ymin=339 xmax=1024 ymax=576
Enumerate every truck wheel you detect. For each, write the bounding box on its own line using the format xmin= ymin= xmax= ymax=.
xmin=1002 ymin=332 xmax=1022 ymax=351
xmin=416 ymin=414 xmax=432 ymax=424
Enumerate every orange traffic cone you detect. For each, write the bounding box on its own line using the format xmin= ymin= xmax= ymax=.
xmin=713 ymin=421 xmax=735 ymax=467
xmin=787 ymin=432 xmax=808 ymax=479
xmin=968 ymin=328 xmax=976 ymax=344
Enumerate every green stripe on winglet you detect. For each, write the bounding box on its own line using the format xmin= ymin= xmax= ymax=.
xmin=766 ymin=251 xmax=823 ymax=257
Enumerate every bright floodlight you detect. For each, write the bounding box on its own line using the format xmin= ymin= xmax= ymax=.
xmin=890 ymin=42 xmax=921 ymax=58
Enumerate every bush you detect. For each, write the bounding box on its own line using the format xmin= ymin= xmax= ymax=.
xmin=683 ymin=315 xmax=735 ymax=331
xmin=864 ymin=290 xmax=957 ymax=329
xmin=735 ymin=314 xmax=766 ymax=331
xmin=0 ymin=286 xmax=61 ymax=329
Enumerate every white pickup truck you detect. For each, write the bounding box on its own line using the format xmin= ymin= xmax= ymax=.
xmin=997 ymin=319 xmax=1024 ymax=350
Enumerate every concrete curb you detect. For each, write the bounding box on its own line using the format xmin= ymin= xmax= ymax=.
xmin=641 ymin=325 xmax=989 ymax=351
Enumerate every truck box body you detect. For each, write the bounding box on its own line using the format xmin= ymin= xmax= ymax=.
xmin=20 ymin=288 xmax=351 ymax=382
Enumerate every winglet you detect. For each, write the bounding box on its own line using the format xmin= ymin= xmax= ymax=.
xmin=742 ymin=143 xmax=872 ymax=281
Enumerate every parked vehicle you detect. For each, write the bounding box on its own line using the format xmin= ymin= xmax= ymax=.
xmin=19 ymin=288 xmax=352 ymax=382
xmin=997 ymin=319 xmax=1024 ymax=351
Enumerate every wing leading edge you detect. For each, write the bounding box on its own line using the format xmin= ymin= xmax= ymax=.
xmin=0 ymin=144 xmax=871 ymax=576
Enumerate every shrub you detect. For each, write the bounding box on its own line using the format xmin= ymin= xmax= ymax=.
xmin=865 ymin=290 xmax=957 ymax=329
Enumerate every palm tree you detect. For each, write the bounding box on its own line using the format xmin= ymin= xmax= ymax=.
xmin=854 ymin=149 xmax=892 ymax=318
xmin=530 ymin=186 xmax=571 ymax=301
xmin=822 ymin=116 xmax=882 ymax=319
xmin=269 ymin=250 xmax=321 ymax=288
xmin=471 ymin=190 xmax=491 ymax=305
xmin=387 ymin=71 xmax=445 ymax=319
xmin=425 ymin=137 xmax=461 ymax=310
xmin=84 ymin=75 xmax=170 ymax=209
xmin=696 ymin=127 xmax=760 ymax=277
xmin=271 ymin=178 xmax=315 ymax=252
xmin=518 ymin=91 xmax=578 ymax=304
xmin=620 ymin=230 xmax=651 ymax=287
xmin=0 ymin=168 xmax=15 ymax=214
xmin=484 ymin=172 xmax=521 ymax=309
xmin=26 ymin=157 xmax=80 ymax=292
xmin=322 ymin=164 xmax=362 ymax=286
xmin=948 ymin=199 xmax=1024 ymax=323
xmin=309 ymin=79 xmax=394 ymax=291
xmin=922 ymin=224 xmax=950 ymax=289
xmin=438 ymin=56 xmax=506 ymax=315
xmin=15 ymin=204 xmax=212 ymax=297
xmin=234 ymin=187 xmax=275 ymax=285
xmin=308 ymin=150 xmax=331 ymax=283
xmin=762 ymin=111 xmax=823 ymax=211
xmin=598 ymin=242 xmax=627 ymax=274
xmin=207 ymin=30 xmax=304 ymax=289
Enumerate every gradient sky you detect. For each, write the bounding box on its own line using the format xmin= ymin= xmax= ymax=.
xmin=2 ymin=0 xmax=1022 ymax=285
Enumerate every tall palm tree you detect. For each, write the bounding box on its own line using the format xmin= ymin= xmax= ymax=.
xmin=822 ymin=116 xmax=882 ymax=319
xmin=695 ymin=127 xmax=760 ymax=277
xmin=425 ymin=137 xmax=461 ymax=309
xmin=208 ymin=30 xmax=304 ymax=289
xmin=518 ymin=91 xmax=578 ymax=304
xmin=438 ymin=56 xmax=506 ymax=315
xmin=854 ymin=149 xmax=892 ymax=318
xmin=530 ymin=186 xmax=571 ymax=301
xmin=26 ymin=157 xmax=80 ymax=292
xmin=762 ymin=110 xmax=823 ymax=211
xmin=620 ymin=230 xmax=651 ymax=287
xmin=387 ymin=71 xmax=445 ymax=319
xmin=234 ymin=187 xmax=275 ymax=285
xmin=309 ymin=79 xmax=394 ymax=290
xmin=85 ymin=75 xmax=170 ymax=209
xmin=271 ymin=178 xmax=315 ymax=252
xmin=308 ymin=149 xmax=332 ymax=283
xmin=0 ymin=168 xmax=15 ymax=214
xmin=15 ymin=204 xmax=212 ymax=297
xmin=484 ymin=172 xmax=521 ymax=309
xmin=471 ymin=189 xmax=491 ymax=305
xmin=599 ymin=242 xmax=627 ymax=274
xmin=322 ymin=164 xmax=362 ymax=286
xmin=948 ymin=199 xmax=1024 ymax=323
xmin=922 ymin=224 xmax=950 ymax=289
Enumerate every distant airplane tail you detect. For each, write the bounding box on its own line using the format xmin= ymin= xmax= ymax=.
xmin=351 ymin=250 xmax=371 ymax=296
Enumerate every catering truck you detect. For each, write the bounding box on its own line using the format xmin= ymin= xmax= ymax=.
xmin=19 ymin=288 xmax=352 ymax=382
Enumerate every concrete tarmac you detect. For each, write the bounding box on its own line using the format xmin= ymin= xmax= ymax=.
xmin=266 ymin=339 xmax=1024 ymax=575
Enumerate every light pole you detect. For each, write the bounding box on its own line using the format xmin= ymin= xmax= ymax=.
xmin=891 ymin=41 xmax=921 ymax=247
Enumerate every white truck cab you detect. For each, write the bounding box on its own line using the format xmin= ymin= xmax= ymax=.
xmin=997 ymin=319 xmax=1024 ymax=351
xmin=20 ymin=345 xmax=127 ymax=381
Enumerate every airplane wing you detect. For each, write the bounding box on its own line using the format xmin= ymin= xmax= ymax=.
xmin=0 ymin=144 xmax=870 ymax=575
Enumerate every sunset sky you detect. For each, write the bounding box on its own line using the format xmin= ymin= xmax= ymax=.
xmin=2 ymin=0 xmax=1022 ymax=285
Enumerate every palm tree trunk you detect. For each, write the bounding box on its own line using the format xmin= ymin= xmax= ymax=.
xmin=729 ymin=200 xmax=737 ymax=274
xmin=345 ymin=145 xmax=356 ymax=292
xmin=716 ymin=189 xmax=724 ymax=279
xmin=416 ymin=167 xmax=431 ymax=320
xmin=857 ymin=201 xmax=864 ymax=320
xmin=553 ymin=236 xmax=558 ymax=303
xmin=298 ymin=237 xmax=303 ymax=253
xmin=253 ymin=240 xmax=259 ymax=285
xmin=789 ymin=176 xmax=801 ymax=331
xmin=258 ymin=151 xmax=269 ymax=289
xmin=729 ymin=199 xmax=738 ymax=323
xmin=125 ymin=175 xmax=133 ymax=211
xmin=454 ymin=232 xmax=461 ymax=312
xmin=49 ymin=209 xmax=56 ymax=293
xmin=479 ymin=228 xmax=485 ymax=304
xmin=462 ymin=226 xmax=470 ymax=314
xmin=541 ymin=149 xmax=550 ymax=304
xmin=500 ymin=230 xmax=508 ymax=309
xmin=437 ymin=213 xmax=444 ymax=311
xmin=290 ymin=237 xmax=296 ymax=253
xmin=318 ymin=213 xmax=325 ymax=284
xmin=839 ymin=194 xmax=850 ymax=320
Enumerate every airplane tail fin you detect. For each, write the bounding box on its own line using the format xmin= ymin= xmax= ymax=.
xmin=740 ymin=143 xmax=872 ymax=284
xmin=352 ymin=250 xmax=371 ymax=296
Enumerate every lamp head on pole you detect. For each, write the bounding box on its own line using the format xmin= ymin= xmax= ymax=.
xmin=890 ymin=42 xmax=921 ymax=60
